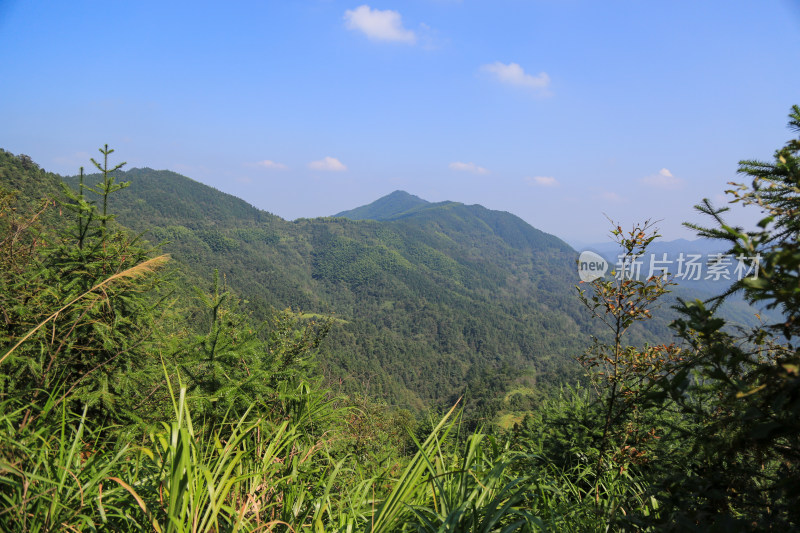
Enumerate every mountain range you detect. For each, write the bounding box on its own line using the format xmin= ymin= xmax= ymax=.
xmin=0 ymin=150 xmax=763 ymax=421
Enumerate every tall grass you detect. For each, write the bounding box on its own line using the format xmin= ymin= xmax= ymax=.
xmin=0 ymin=381 xmax=342 ymax=531
xmin=367 ymin=404 xmax=541 ymax=532
xmin=0 ymin=383 xmax=661 ymax=531
xmin=0 ymin=390 xmax=139 ymax=531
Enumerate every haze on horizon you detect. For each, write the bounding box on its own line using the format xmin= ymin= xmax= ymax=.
xmin=1 ymin=1 xmax=799 ymax=242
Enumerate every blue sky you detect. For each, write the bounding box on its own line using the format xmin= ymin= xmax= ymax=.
xmin=1 ymin=1 xmax=799 ymax=241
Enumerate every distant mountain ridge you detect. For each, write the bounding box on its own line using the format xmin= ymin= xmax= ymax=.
xmin=337 ymin=190 xmax=572 ymax=256
xmin=569 ymin=237 xmax=726 ymax=258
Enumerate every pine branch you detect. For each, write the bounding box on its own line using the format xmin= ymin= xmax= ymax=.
xmin=0 ymin=254 xmax=170 ymax=366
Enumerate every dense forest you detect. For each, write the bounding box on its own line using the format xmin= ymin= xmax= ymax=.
xmin=55 ymin=156 xmax=760 ymax=423
xmin=0 ymin=107 xmax=798 ymax=530
xmin=59 ymin=163 xmax=610 ymax=419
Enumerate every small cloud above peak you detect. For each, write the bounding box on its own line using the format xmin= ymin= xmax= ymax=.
xmin=481 ymin=62 xmax=550 ymax=93
xmin=255 ymin=160 xmax=287 ymax=170
xmin=526 ymin=176 xmax=558 ymax=187
xmin=449 ymin=161 xmax=488 ymax=174
xmin=642 ymin=168 xmax=683 ymax=189
xmin=344 ymin=5 xmax=416 ymax=44
xmin=309 ymin=156 xmax=347 ymax=172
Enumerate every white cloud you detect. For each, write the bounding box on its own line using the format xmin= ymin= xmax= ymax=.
xmin=344 ymin=5 xmax=416 ymax=44
xmin=449 ymin=161 xmax=489 ymax=174
xmin=526 ymin=176 xmax=558 ymax=187
xmin=481 ymin=62 xmax=550 ymax=92
xmin=642 ymin=168 xmax=683 ymax=189
xmin=255 ymin=159 xmax=288 ymax=170
xmin=600 ymin=191 xmax=624 ymax=202
xmin=309 ymin=156 xmax=347 ymax=172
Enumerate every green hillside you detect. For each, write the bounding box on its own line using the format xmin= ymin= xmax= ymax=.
xmin=0 ymin=150 xmax=63 ymax=216
xmin=51 ymin=166 xmax=603 ymax=415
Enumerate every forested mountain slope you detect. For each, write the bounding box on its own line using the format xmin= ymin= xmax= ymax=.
xmin=4 ymin=151 xmax=677 ymax=416
xmin=54 ymin=166 xmax=598 ymax=413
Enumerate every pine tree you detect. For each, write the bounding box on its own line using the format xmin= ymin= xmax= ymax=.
xmin=1 ymin=146 xmax=169 ymax=422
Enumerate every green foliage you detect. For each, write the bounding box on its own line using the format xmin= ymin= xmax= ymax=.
xmin=504 ymin=386 xmax=662 ymax=530
xmin=176 ymin=272 xmax=261 ymax=420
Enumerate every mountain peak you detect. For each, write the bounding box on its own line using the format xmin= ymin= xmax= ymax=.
xmin=334 ymin=190 xmax=430 ymax=221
